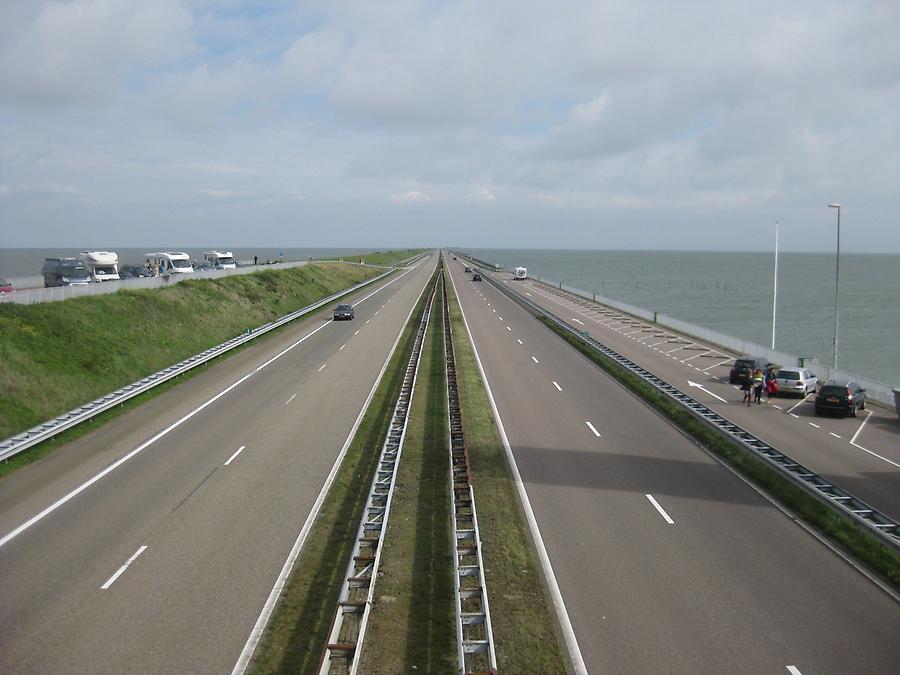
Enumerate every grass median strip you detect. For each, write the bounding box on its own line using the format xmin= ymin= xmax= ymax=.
xmin=444 ymin=270 xmax=569 ymax=673
xmin=248 ymin=268 xmax=436 ymax=675
xmin=358 ymin=277 xmax=456 ymax=673
xmin=538 ymin=315 xmax=900 ymax=592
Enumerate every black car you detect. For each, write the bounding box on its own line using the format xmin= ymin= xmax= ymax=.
xmin=728 ymin=356 xmax=772 ymax=384
xmin=333 ymin=303 xmax=354 ymax=320
xmin=814 ymin=380 xmax=866 ymax=417
xmin=472 ymin=272 xmax=482 ymax=281
xmin=119 ymin=264 xmax=154 ymax=279
xmin=464 ymin=266 xmax=471 ymax=273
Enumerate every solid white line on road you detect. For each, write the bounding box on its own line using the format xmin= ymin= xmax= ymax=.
xmin=517 ymin=338 xmax=523 ymax=345
xmin=531 ymin=356 xmax=540 ymax=364
xmin=786 ymin=395 xmax=810 ymax=414
xmin=849 ymin=410 xmax=871 ymax=446
xmin=101 ymin=546 xmax=148 ymax=589
xmin=848 ymin=412 xmax=900 ymax=468
xmin=318 ymin=363 xmax=327 ymax=372
xmin=553 ymin=381 xmax=562 ymax=392
xmin=830 ymin=432 xmax=841 ymax=438
xmin=445 ymin=270 xmax=587 ymax=675
xmin=646 ymin=495 xmax=675 ymax=524
xmin=787 ymin=667 xmax=803 ymax=675
xmin=225 ymin=445 xmax=247 ymax=466
xmin=687 ymin=380 xmax=727 ymax=402
xmin=809 ymin=422 xmax=820 ymax=429
xmin=585 ymin=421 xmax=601 ymax=437
xmin=702 ymin=358 xmax=732 ymax=372
xmin=340 ymin=344 xmax=346 ymax=350
xmin=572 ymin=318 xmax=584 ymax=325
xmin=284 ymin=394 xmax=296 ymax=406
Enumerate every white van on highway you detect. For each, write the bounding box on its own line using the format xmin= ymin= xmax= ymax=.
xmin=145 ymin=252 xmax=195 ymax=275
xmin=514 ymin=266 xmax=527 ymax=280
xmin=204 ymin=250 xmax=236 ymax=269
xmin=79 ymin=251 xmax=120 ymax=282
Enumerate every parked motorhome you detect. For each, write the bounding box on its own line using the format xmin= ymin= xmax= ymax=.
xmin=79 ymin=251 xmax=120 ymax=282
xmin=514 ymin=266 xmax=527 ymax=280
xmin=42 ymin=258 xmax=92 ymax=287
xmin=204 ymin=250 xmax=236 ymax=269
xmin=145 ymin=252 xmax=195 ymax=275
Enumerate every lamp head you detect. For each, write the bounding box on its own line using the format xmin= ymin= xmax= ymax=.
xmin=828 ymin=203 xmax=841 ymax=208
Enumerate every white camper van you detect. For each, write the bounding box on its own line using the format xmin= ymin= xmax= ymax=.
xmin=145 ymin=252 xmax=195 ymax=275
xmin=80 ymin=251 xmax=120 ymax=282
xmin=514 ymin=266 xmax=527 ymax=280
xmin=204 ymin=250 xmax=237 ymax=269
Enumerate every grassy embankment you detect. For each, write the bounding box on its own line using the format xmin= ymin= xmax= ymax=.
xmin=0 ymin=263 xmax=383 ymax=475
xmin=538 ymin=315 xmax=900 ymax=591
xmin=248 ymin=268 xmax=438 ymax=674
xmin=358 ymin=276 xmax=455 ymax=673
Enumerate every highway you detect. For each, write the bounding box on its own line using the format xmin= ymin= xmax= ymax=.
xmin=446 ymin=258 xmax=899 ymax=674
xmin=0 ymin=254 xmax=437 ymax=674
xmin=500 ymin=273 xmax=900 ymax=523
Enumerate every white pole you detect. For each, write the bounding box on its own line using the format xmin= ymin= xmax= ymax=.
xmin=771 ymin=220 xmax=779 ymax=350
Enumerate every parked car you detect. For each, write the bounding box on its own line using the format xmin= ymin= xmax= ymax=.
xmin=333 ymin=303 xmax=354 ymax=320
xmin=0 ymin=278 xmax=12 ymax=294
xmin=814 ymin=380 xmax=866 ymax=417
xmin=464 ymin=266 xmax=471 ymax=273
xmin=119 ymin=264 xmax=155 ymax=279
xmin=773 ymin=367 xmax=817 ymax=397
xmin=472 ymin=272 xmax=483 ymax=281
xmin=728 ymin=356 xmax=772 ymax=384
xmin=42 ymin=258 xmax=92 ymax=287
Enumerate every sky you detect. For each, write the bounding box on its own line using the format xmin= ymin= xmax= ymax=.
xmin=1 ymin=1 xmax=899 ymax=252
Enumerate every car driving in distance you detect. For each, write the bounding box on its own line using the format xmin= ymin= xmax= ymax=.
xmin=472 ymin=272 xmax=482 ymax=281
xmin=814 ymin=380 xmax=866 ymax=417
xmin=333 ymin=303 xmax=354 ymax=320
xmin=728 ymin=356 xmax=772 ymax=384
xmin=773 ymin=367 xmax=817 ymax=397
xmin=464 ymin=266 xmax=471 ymax=273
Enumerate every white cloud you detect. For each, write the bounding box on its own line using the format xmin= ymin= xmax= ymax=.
xmin=472 ymin=187 xmax=496 ymax=202
xmin=390 ymin=190 xmax=431 ymax=205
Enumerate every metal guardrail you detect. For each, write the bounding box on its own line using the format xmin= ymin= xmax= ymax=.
xmin=0 ymin=267 xmax=398 ymax=463
xmin=441 ymin=264 xmax=497 ymax=674
xmin=461 ymin=256 xmax=900 ymax=552
xmin=319 ymin=273 xmax=438 ymax=674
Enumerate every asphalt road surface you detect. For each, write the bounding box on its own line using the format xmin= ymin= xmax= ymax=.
xmin=0 ymin=254 xmax=437 ymax=674
xmin=447 ymin=258 xmax=899 ymax=675
xmin=494 ymin=270 xmax=900 ymax=524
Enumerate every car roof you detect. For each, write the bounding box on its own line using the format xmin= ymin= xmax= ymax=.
xmin=777 ymin=367 xmax=803 ymax=373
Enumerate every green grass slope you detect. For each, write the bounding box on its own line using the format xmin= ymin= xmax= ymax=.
xmin=0 ymin=263 xmax=380 ymax=440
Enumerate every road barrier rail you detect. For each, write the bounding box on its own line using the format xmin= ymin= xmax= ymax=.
xmin=0 ymin=267 xmax=398 ymax=463
xmin=318 ymin=273 xmax=438 ymax=674
xmin=441 ymin=263 xmax=498 ymax=674
xmin=461 ymin=257 xmax=900 ymax=553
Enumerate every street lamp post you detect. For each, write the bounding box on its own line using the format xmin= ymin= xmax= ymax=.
xmin=828 ymin=203 xmax=841 ymax=370
xmin=771 ymin=220 xmax=779 ymax=350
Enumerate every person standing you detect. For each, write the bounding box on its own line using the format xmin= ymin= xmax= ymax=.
xmin=752 ymin=368 xmax=765 ymax=404
xmin=741 ymin=378 xmax=752 ymax=406
xmin=253 ymin=255 xmax=258 ymax=266
xmin=765 ymin=368 xmax=778 ymax=401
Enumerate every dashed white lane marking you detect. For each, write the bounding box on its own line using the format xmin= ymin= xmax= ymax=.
xmin=572 ymin=318 xmax=584 ymax=325
xmin=101 ymin=545 xmax=148 ymax=589
xmin=789 ymin=413 xmax=800 ymax=419
xmin=531 ymin=356 xmax=540 ymax=364
xmin=809 ymin=422 xmax=820 ymax=429
xmin=374 ymin=310 xmax=379 ymax=315
xmin=340 ymin=344 xmax=346 ymax=351
xmin=585 ymin=421 xmax=601 ymax=437
xmin=499 ymin=316 xmax=503 ymax=320
xmin=787 ymin=667 xmax=803 ymax=675
xmin=354 ymin=330 xmax=360 ymax=335
xmin=553 ymin=381 xmax=562 ymax=392
xmin=829 ymin=432 xmax=841 ymax=438
xmin=772 ymin=404 xmax=782 ymax=410
xmin=492 ymin=309 xmax=497 ymax=313
xmin=506 ymin=326 xmax=511 ymax=331
xmin=365 ymin=319 xmax=370 ymax=324
xmin=646 ymin=495 xmax=675 ymax=524
xmin=225 ymin=445 xmax=247 ymax=466
xmin=702 ymin=358 xmax=732 ymax=372
xmin=517 ymin=338 xmax=523 ymax=345
xmin=318 ymin=363 xmax=327 ymax=372
xmin=284 ymin=394 xmax=297 ymax=406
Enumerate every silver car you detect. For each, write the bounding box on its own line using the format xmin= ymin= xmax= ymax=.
xmin=774 ymin=367 xmax=817 ymax=397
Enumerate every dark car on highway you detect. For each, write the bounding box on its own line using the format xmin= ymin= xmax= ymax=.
xmin=728 ymin=356 xmax=772 ymax=384
xmin=119 ymin=264 xmax=155 ymax=279
xmin=472 ymin=272 xmax=482 ymax=281
xmin=333 ymin=303 xmax=354 ymax=320
xmin=814 ymin=379 xmax=866 ymax=417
